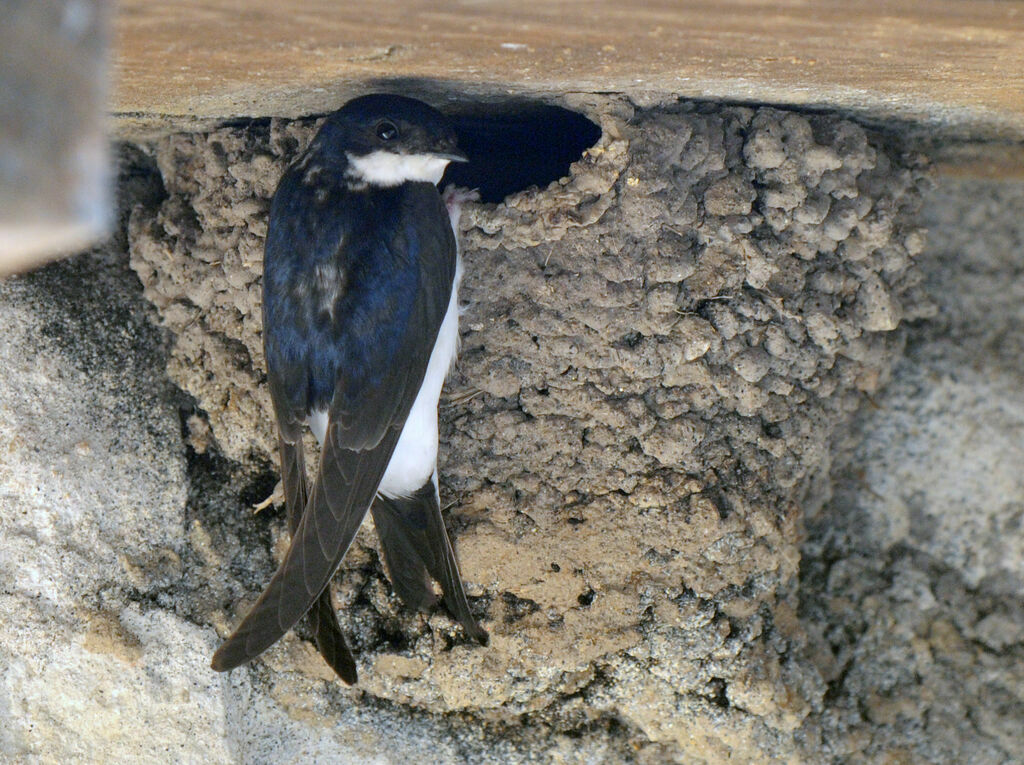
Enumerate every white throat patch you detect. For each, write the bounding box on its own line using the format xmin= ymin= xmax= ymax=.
xmin=346 ymin=150 xmax=451 ymax=187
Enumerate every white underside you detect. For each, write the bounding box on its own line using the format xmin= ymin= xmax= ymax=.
xmin=309 ymin=237 xmax=464 ymax=499
xmin=377 ymin=261 xmax=461 ymax=498
xmin=309 ymin=410 xmax=329 ymax=444
xmin=346 ymin=150 xmax=451 ymax=187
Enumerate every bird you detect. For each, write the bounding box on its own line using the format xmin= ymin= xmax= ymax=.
xmin=211 ymin=94 xmax=488 ymax=683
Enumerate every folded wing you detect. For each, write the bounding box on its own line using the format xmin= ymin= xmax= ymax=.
xmin=212 ymin=182 xmax=457 ymax=673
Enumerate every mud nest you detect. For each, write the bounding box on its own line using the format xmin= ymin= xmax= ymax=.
xmin=128 ymin=98 xmax=930 ymax=759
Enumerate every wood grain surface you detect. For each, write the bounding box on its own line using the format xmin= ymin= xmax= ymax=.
xmin=113 ymin=1 xmax=1024 ymax=137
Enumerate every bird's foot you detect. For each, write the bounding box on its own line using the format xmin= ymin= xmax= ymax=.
xmin=441 ymin=185 xmax=480 ymax=230
xmin=252 ymin=480 xmax=285 ymax=514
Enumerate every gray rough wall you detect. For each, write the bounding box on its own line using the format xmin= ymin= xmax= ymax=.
xmin=1 ymin=105 xmax=1020 ymax=763
xmin=801 ymin=177 xmax=1024 ymax=763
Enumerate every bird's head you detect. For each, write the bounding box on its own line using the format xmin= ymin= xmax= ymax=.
xmin=320 ymin=94 xmax=467 ymax=188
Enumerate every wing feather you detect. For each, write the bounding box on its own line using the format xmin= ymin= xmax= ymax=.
xmin=280 ymin=434 xmax=357 ymax=683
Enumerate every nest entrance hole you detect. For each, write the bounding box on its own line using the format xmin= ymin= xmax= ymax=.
xmin=443 ymin=104 xmax=601 ymax=204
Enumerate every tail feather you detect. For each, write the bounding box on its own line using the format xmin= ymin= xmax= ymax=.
xmin=372 ymin=480 xmax=488 ymax=645
xmin=371 ymin=491 xmax=438 ymax=611
xmin=308 ymin=587 xmax=358 ymax=684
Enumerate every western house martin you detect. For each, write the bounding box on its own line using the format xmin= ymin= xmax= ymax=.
xmin=211 ymin=94 xmax=488 ymax=683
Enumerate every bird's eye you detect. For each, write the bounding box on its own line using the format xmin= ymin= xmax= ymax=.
xmin=375 ymin=121 xmax=399 ymax=141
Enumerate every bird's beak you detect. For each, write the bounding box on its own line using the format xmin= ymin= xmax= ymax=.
xmin=436 ymin=148 xmax=469 ymax=163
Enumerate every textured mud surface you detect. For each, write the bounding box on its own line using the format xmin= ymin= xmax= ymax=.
xmin=125 ymin=100 xmax=938 ymax=759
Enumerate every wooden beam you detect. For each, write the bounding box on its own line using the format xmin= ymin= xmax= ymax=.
xmin=113 ymin=1 xmax=1024 ymax=137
